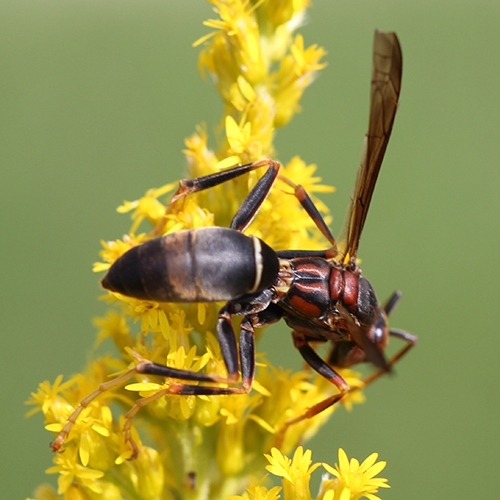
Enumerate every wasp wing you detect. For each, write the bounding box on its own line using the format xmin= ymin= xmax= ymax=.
xmin=339 ymin=30 xmax=402 ymax=262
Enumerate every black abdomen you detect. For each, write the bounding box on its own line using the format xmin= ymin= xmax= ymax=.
xmin=101 ymin=227 xmax=279 ymax=302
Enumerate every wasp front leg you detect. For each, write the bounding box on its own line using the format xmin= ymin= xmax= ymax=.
xmin=362 ymin=328 xmax=417 ymax=387
xmin=274 ymin=332 xmax=352 ymax=449
xmin=362 ymin=291 xmax=417 ymax=387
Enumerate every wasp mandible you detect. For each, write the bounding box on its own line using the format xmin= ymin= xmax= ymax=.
xmin=52 ymin=30 xmax=417 ymax=457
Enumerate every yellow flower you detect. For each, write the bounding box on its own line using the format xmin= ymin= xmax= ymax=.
xmin=321 ymin=449 xmax=390 ymax=500
xmin=183 ymin=124 xmax=219 ymax=178
xmin=235 ymin=447 xmax=389 ymax=500
xmin=197 ymin=0 xmax=267 ymax=98
xmin=231 ymin=484 xmax=283 ymax=500
xmin=197 ymin=0 xmax=326 ymax=164
xmin=46 ymin=448 xmax=105 ymax=495
xmin=266 ymin=446 xmax=321 ymax=500
xmin=93 ymin=234 xmax=146 ymax=273
xmin=117 ymin=182 xmax=177 ymax=235
xmin=26 ymin=374 xmax=74 ymax=419
xmin=93 ymin=309 xmax=134 ymax=352
xmin=27 ymin=484 xmax=60 ymax=500
xmin=129 ymin=446 xmax=165 ymax=499
xmin=274 ymin=34 xmax=327 ymax=127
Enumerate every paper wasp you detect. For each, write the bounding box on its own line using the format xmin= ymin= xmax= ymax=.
xmin=52 ymin=30 xmax=416 ymax=457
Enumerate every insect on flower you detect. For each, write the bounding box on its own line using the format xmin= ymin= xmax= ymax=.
xmin=52 ymin=30 xmax=416 ymax=457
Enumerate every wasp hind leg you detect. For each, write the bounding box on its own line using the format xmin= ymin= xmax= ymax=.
xmin=152 ymin=159 xmax=281 ymax=236
xmin=153 ymin=158 xmax=339 ymax=250
xmin=51 ymin=309 xmax=257 ymax=458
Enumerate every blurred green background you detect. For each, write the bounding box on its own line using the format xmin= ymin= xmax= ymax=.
xmin=2 ymin=1 xmax=499 ymax=498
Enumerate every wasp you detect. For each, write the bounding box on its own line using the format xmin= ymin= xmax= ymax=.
xmin=52 ymin=30 xmax=416 ymax=457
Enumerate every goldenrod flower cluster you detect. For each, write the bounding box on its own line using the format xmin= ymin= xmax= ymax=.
xmin=27 ymin=1 xmax=390 ymax=499
xmin=232 ymin=447 xmax=389 ymax=500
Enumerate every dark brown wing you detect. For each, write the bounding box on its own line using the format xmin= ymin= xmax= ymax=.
xmin=340 ymin=30 xmax=402 ymax=262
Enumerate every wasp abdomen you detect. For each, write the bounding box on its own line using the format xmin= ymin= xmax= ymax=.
xmin=101 ymin=227 xmax=279 ymax=303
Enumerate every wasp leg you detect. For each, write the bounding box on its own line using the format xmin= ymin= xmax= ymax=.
xmin=149 ymin=159 xmax=281 ymax=236
xmin=122 ymin=385 xmax=172 ymax=459
xmin=118 ymin=379 xmax=253 ymax=460
xmin=52 ymin=324 xmax=255 ymax=458
xmin=362 ymin=328 xmax=417 ymax=387
xmin=155 ymin=158 xmax=339 ymax=247
xmin=122 ymin=380 xmax=254 ymax=459
xmin=382 ymin=290 xmax=402 ymax=315
xmin=138 ymin=293 xmax=281 ymax=397
xmin=122 ymin=315 xmax=257 ymax=457
xmin=278 ymin=175 xmax=336 ymax=248
xmin=145 ymin=302 xmax=284 ymax=396
xmin=361 ymin=291 xmax=417 ymax=386
xmin=215 ymin=307 xmax=256 ymax=390
xmin=171 ymin=159 xmax=279 ymax=204
xmin=175 ymin=159 xmax=282 ymax=233
xmin=216 ymin=304 xmax=245 ymax=381
xmin=136 ymin=310 xmax=256 ymax=392
xmin=53 ymin=299 xmax=278 ymax=456
xmin=229 ymin=160 xmax=281 ymax=232
xmin=50 ymin=364 xmax=143 ymax=454
xmin=239 ymin=316 xmax=257 ymax=390
xmin=50 ymin=355 xmax=235 ymax=454
xmin=121 ymin=376 xmax=256 ymax=459
xmin=274 ymin=333 xmax=351 ymax=449
xmin=276 ymin=249 xmax=337 ymax=259
xmin=212 ymin=161 xmax=337 ymax=245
